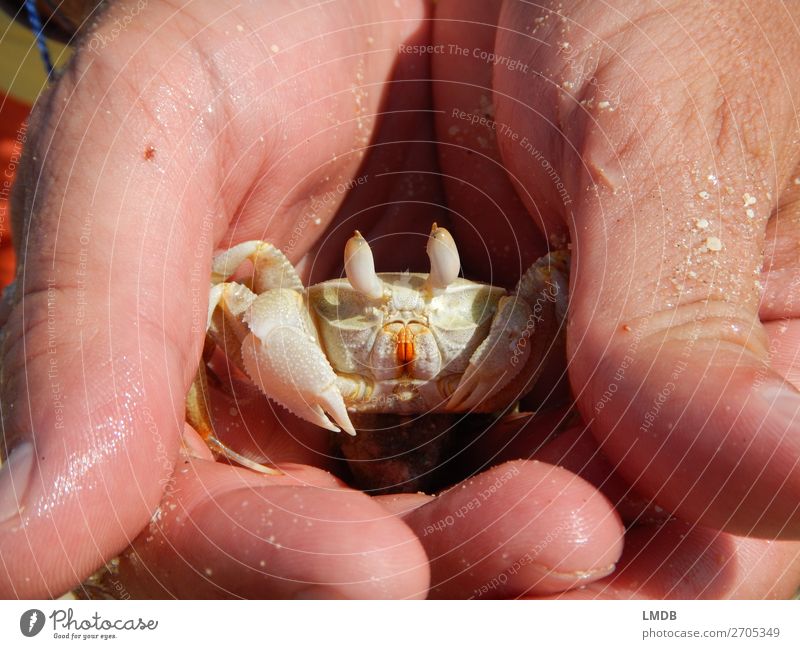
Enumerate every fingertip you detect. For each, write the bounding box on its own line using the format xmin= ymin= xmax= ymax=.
xmin=531 ymin=426 xmax=669 ymax=527
xmin=0 ymin=396 xmax=179 ymax=598
xmin=405 ymin=460 xmax=624 ymax=598
xmin=374 ymin=492 xmax=434 ymax=517
xmin=116 ymin=460 xmax=431 ymax=599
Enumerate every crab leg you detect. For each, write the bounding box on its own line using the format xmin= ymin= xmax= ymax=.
xmin=186 ymin=281 xmax=282 ymax=473
xmin=211 ymin=240 xmax=304 ymax=293
xmin=212 ymin=243 xmax=355 ymax=434
xmin=447 ymin=251 xmax=570 ymax=412
xmin=197 ymin=242 xmax=356 ymax=475
xmin=206 ymin=281 xmax=257 ymax=375
xmin=186 ymin=355 xmax=283 ymax=475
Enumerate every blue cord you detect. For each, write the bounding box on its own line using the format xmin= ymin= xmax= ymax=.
xmin=24 ymin=0 xmax=54 ymax=77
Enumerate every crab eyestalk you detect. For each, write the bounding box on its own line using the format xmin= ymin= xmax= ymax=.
xmin=345 ymin=230 xmax=384 ymax=299
xmin=425 ymin=223 xmax=460 ymax=290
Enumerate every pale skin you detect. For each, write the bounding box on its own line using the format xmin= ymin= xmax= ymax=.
xmin=0 ymin=0 xmax=799 ymax=598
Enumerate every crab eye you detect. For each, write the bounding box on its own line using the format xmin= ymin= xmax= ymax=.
xmin=344 ymin=230 xmax=384 ymax=300
xmin=426 ymin=223 xmax=460 ymax=289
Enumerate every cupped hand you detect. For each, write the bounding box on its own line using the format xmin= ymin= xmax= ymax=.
xmin=0 ymin=0 xmax=798 ymax=600
xmin=431 ymin=0 xmax=800 ymax=596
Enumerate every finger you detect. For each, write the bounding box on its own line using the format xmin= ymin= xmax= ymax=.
xmin=544 ymin=520 xmax=800 ymax=599
xmin=764 ymin=320 xmax=800 ymax=391
xmin=403 ymin=460 xmax=624 ymax=598
xmin=493 ymin=1 xmax=800 ymax=537
xmin=463 ymin=411 xmax=667 ymax=526
xmin=0 ymin=3 xmax=213 ymax=597
xmin=108 ymin=458 xmax=430 ymax=599
xmin=432 ymin=0 xmax=549 ymax=287
xmin=760 ymin=173 xmax=800 ymax=321
xmin=531 ymin=425 xmax=669 ymax=527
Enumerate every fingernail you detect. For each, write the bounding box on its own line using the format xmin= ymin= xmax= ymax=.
xmin=760 ymin=384 xmax=800 ymax=422
xmin=543 ymin=561 xmax=618 ymax=582
xmin=293 ymin=587 xmax=349 ymax=599
xmin=0 ymin=441 xmax=35 ymax=523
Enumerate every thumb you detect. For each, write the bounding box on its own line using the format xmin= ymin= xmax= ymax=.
xmin=493 ymin=1 xmax=800 ymax=537
xmin=0 ymin=7 xmax=221 ymax=596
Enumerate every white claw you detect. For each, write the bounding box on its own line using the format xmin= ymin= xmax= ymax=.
xmin=446 ymin=295 xmax=532 ymax=412
xmin=317 ymin=389 xmax=357 ymax=436
xmin=425 ymin=223 xmax=460 ymax=289
xmin=447 ymin=361 xmax=511 ymax=412
xmin=240 ymin=290 xmax=356 ymax=436
xmin=242 ymin=327 xmax=356 ymax=435
xmin=344 ymin=231 xmax=384 ymax=300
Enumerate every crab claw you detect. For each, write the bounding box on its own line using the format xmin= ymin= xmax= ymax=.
xmin=447 ymin=251 xmax=569 ymax=412
xmin=240 ymin=289 xmax=356 ymax=435
xmin=446 ymin=295 xmax=534 ymax=412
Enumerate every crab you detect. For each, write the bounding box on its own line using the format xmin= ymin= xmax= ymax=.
xmin=187 ymin=224 xmax=569 ymax=476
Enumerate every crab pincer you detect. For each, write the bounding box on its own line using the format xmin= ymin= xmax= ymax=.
xmin=446 ymin=251 xmax=569 ymax=413
xmin=192 ymin=241 xmax=357 ymax=472
xmin=239 ymin=287 xmax=356 ymax=436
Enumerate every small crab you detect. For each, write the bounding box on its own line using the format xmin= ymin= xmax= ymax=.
xmin=187 ymin=224 xmax=569 ymax=478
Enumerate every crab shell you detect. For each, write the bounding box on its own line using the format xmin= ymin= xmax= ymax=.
xmin=199 ymin=225 xmax=569 ymax=446
xmin=310 ymin=273 xmax=505 ymax=414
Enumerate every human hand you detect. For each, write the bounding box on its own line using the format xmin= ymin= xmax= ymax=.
xmin=428 ymin=0 xmax=800 ymax=596
xmin=0 ymin=0 xmax=621 ymax=599
xmin=1 ymin=0 xmax=798 ymax=600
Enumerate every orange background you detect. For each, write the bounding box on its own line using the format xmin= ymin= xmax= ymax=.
xmin=0 ymin=10 xmax=72 ymax=291
xmin=0 ymin=89 xmax=26 ymax=289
